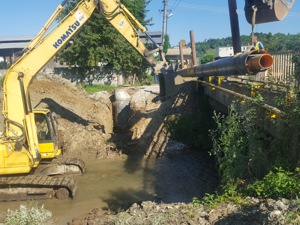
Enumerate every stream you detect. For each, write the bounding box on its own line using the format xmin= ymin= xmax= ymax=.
xmin=0 ymin=151 xmax=219 ymax=224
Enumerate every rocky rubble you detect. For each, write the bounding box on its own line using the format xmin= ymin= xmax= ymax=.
xmin=70 ymin=198 xmax=300 ymax=225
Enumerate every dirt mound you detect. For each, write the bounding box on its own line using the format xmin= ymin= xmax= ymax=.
xmin=29 ymin=74 xmax=195 ymax=159
xmin=30 ymin=74 xmax=118 ymax=159
xmin=0 ymin=73 xmax=197 ymax=159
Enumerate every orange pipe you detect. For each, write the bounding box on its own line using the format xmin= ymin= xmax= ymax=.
xmin=246 ymin=54 xmax=273 ymax=70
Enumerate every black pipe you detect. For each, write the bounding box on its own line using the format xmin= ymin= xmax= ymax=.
xmin=176 ymin=50 xmax=273 ymax=78
xmin=228 ymin=0 xmax=241 ymax=54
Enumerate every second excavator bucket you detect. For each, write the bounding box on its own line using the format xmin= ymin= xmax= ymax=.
xmin=244 ymin=0 xmax=295 ymax=24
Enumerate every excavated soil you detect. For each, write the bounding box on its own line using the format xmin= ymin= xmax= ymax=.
xmin=30 ymin=74 xmax=116 ymax=159
xmin=28 ymin=73 xmax=199 ymax=161
xmin=0 ymin=71 xmax=193 ymax=152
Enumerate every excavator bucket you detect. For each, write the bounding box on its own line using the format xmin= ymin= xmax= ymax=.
xmin=244 ymin=0 xmax=294 ymax=24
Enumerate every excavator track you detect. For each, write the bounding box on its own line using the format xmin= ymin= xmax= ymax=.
xmin=0 ymin=175 xmax=76 ymax=201
xmin=39 ymin=157 xmax=86 ymax=176
xmin=52 ymin=157 xmax=86 ymax=173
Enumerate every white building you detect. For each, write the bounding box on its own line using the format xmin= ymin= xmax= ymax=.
xmin=217 ymin=45 xmax=252 ymax=57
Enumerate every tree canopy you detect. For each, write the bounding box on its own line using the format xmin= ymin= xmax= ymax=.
xmin=57 ymin=0 xmax=152 ymax=82
xmin=195 ymin=32 xmax=300 ymax=63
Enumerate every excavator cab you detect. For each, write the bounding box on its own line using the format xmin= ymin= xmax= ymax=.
xmin=33 ymin=109 xmax=61 ymax=159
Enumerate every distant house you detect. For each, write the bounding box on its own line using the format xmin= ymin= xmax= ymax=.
xmin=217 ymin=45 xmax=252 ymax=57
xmin=138 ymin=31 xmax=162 ymax=48
xmin=166 ymin=47 xmax=192 ymax=61
xmin=0 ymin=35 xmax=34 ymax=66
xmin=165 ymin=47 xmax=194 ymax=70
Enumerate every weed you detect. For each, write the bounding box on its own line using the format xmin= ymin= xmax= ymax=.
xmin=80 ymin=84 xmax=117 ymax=93
xmin=3 ymin=203 xmax=52 ymax=225
xmin=244 ymin=167 xmax=300 ymax=199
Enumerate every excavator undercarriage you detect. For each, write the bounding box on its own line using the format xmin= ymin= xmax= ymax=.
xmin=0 ymin=157 xmax=85 ymax=201
xmin=0 ymin=175 xmax=76 ymax=201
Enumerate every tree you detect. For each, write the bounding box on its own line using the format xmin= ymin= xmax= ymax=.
xmin=195 ymin=33 xmax=300 ymax=61
xmin=57 ymin=0 xmax=152 ymax=83
xmin=163 ymin=34 xmax=171 ymax=54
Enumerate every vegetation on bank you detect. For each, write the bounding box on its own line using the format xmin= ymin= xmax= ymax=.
xmin=169 ymin=95 xmax=300 ymax=196
xmin=80 ymin=74 xmax=155 ymax=93
xmin=2 ymin=203 xmax=52 ymax=225
xmin=166 ymin=95 xmax=215 ymax=150
xmin=210 ymin=97 xmax=300 ymax=196
xmin=166 ymin=57 xmax=300 ymax=202
xmin=167 ymin=79 xmax=300 ymax=221
xmin=80 ymin=84 xmax=116 ymax=93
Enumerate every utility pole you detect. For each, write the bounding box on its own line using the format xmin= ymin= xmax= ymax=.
xmin=162 ymin=0 xmax=168 ymax=46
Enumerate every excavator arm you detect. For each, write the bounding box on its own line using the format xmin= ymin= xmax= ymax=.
xmin=98 ymin=0 xmax=167 ymax=73
xmin=1 ymin=0 xmax=164 ymax=175
xmin=2 ymin=0 xmax=99 ymax=174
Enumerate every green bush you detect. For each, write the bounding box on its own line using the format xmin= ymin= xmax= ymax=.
xmin=210 ymin=99 xmax=272 ymax=189
xmin=4 ymin=203 xmax=52 ymax=225
xmin=209 ymin=94 xmax=300 ymax=201
xmin=166 ymin=96 xmax=215 ymax=151
xmin=245 ymin=167 xmax=300 ymax=199
xmin=80 ymin=84 xmax=116 ymax=93
xmin=166 ymin=112 xmax=214 ymax=150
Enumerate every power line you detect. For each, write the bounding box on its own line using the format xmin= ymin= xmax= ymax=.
xmin=170 ymin=0 xmax=182 ymax=11
xmin=169 ymin=1 xmax=228 ymax=14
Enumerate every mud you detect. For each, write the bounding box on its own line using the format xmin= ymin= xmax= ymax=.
xmin=17 ymin=150 xmax=216 ymax=224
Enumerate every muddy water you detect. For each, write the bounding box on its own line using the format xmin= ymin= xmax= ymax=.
xmin=0 ymin=151 xmax=219 ymax=224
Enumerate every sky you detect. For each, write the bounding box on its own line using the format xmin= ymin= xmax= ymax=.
xmin=0 ymin=0 xmax=300 ymax=47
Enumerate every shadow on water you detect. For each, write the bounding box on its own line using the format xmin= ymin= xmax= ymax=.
xmin=101 ymin=188 xmax=157 ymax=211
xmin=107 ymin=78 xmax=220 ymax=211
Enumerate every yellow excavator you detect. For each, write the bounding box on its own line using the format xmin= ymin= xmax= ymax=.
xmin=0 ymin=0 xmax=165 ymax=201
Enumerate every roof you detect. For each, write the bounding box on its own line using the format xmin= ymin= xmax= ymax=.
xmin=0 ymin=36 xmax=34 ymax=57
xmin=0 ymin=42 xmax=29 ymax=49
xmin=0 ymin=35 xmax=34 ymax=42
xmin=138 ymin=31 xmax=162 ymax=46
xmin=166 ymin=47 xmax=193 ymax=60
xmin=0 ymin=32 xmax=162 ymax=57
